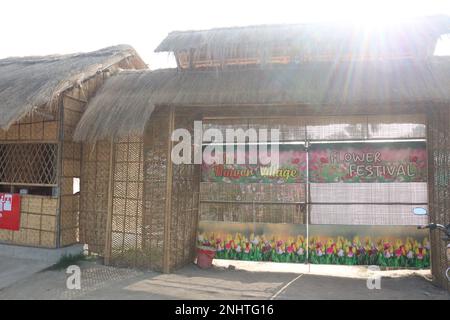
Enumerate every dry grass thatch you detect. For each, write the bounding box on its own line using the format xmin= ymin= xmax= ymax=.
xmin=0 ymin=45 xmax=144 ymax=130
xmin=156 ymin=15 xmax=450 ymax=60
xmin=74 ymin=57 xmax=450 ymax=142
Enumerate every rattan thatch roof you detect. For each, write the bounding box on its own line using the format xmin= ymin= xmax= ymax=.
xmin=74 ymin=58 xmax=450 ymax=142
xmin=0 ymin=45 xmax=145 ymax=130
xmin=156 ymin=16 xmax=450 ymax=59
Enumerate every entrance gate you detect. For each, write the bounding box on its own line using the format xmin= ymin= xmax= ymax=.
xmin=198 ymin=114 xmax=430 ymax=267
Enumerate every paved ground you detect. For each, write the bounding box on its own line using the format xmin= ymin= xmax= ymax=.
xmin=0 ymin=258 xmax=448 ymax=300
xmin=0 ymin=257 xmax=51 ymax=291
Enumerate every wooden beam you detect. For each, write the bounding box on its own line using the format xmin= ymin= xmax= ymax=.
xmin=163 ymin=106 xmax=175 ymax=273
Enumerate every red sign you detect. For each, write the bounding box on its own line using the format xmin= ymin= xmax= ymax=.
xmin=0 ymin=193 xmax=21 ymax=231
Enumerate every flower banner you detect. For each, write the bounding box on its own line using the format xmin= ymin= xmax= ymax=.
xmin=309 ymin=142 xmax=427 ymax=183
xmin=197 ymin=222 xmax=430 ymax=268
xmin=201 ymin=144 xmax=307 ymax=183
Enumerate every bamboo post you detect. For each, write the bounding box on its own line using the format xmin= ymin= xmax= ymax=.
xmin=104 ymin=139 xmax=115 ymax=265
xmin=163 ymin=106 xmax=175 ymax=273
xmin=55 ymin=95 xmax=64 ymax=249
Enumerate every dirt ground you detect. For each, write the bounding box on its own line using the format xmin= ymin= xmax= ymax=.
xmin=0 ymin=259 xmax=448 ymax=300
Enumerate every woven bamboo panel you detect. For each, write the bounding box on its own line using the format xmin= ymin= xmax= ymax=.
xmin=109 ymin=135 xmax=145 ymax=268
xmin=202 ymin=119 xmax=249 ymax=138
xmin=59 ymin=138 xmax=82 ymax=246
xmin=204 ymin=114 xmax=427 ymax=142
xmin=368 ymin=114 xmax=426 ymax=139
xmin=79 ymin=141 xmax=111 ymax=254
xmin=0 ymin=143 xmax=57 ymax=185
xmin=200 ymin=202 xmax=304 ymax=224
xmin=0 ymin=195 xmax=57 ymax=248
xmin=427 ymin=108 xmax=450 ymax=291
xmin=203 ymin=117 xmax=306 ymax=142
xmin=169 ymin=113 xmax=200 ymax=270
xmin=0 ymin=110 xmax=58 ymax=142
xmin=306 ymin=115 xmax=368 ymax=140
xmin=310 ymin=183 xmax=428 ymax=204
xmin=62 ymin=83 xmax=88 ymax=142
xmin=310 ymin=204 xmax=428 ymax=225
xmin=139 ymin=110 xmax=168 ymax=271
xmin=200 ymin=182 xmax=305 ymax=203
xmin=248 ymin=118 xmax=306 ymax=141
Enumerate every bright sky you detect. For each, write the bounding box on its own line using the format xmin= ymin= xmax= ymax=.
xmin=1 ymin=0 xmax=449 ymax=69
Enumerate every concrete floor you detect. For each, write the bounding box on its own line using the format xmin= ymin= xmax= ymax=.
xmin=0 ymin=256 xmax=51 ymax=291
xmin=0 ymin=258 xmax=448 ymax=300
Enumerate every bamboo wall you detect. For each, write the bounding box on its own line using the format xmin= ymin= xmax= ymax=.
xmin=427 ymin=107 xmax=450 ymax=292
xmin=0 ymin=110 xmax=58 ymax=143
xmin=88 ymin=107 xmax=201 ymax=272
xmin=109 ymin=135 xmax=144 ymax=267
xmin=59 ymin=75 xmax=106 ymax=247
xmin=170 ymin=111 xmax=200 ymax=270
xmin=75 ymin=102 xmax=449 ymax=293
xmin=0 ymin=195 xmax=57 ymax=247
xmin=138 ymin=108 xmax=169 ymax=270
xmin=0 ymin=108 xmax=59 ymax=248
xmin=0 ymin=60 xmax=136 ymax=249
xmin=79 ymin=141 xmax=111 ymax=254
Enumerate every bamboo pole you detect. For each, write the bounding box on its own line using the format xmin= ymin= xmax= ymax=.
xmin=163 ymin=106 xmax=175 ymax=273
xmin=104 ymin=139 xmax=115 ymax=265
xmin=55 ymin=95 xmax=64 ymax=249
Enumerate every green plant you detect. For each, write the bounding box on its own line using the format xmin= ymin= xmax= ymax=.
xmin=47 ymin=253 xmax=87 ymax=271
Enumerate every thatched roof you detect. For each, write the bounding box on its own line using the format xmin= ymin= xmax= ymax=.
xmin=74 ymin=58 xmax=450 ymax=142
xmin=0 ymin=45 xmax=145 ymax=130
xmin=156 ymin=16 xmax=450 ymax=62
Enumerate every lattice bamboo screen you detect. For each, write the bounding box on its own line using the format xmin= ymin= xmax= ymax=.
xmin=0 ymin=143 xmax=57 ymax=186
xmin=106 ymin=107 xmax=201 ymax=272
xmin=427 ymin=107 xmax=450 ymax=292
xmin=109 ymin=135 xmax=145 ymax=268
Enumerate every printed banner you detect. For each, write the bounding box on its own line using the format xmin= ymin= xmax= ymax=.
xmin=202 ymin=144 xmax=307 ymax=183
xmin=309 ymin=142 xmax=427 ymax=183
xmin=0 ymin=193 xmax=21 ymax=231
xmin=198 ymin=222 xmax=430 ymax=267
